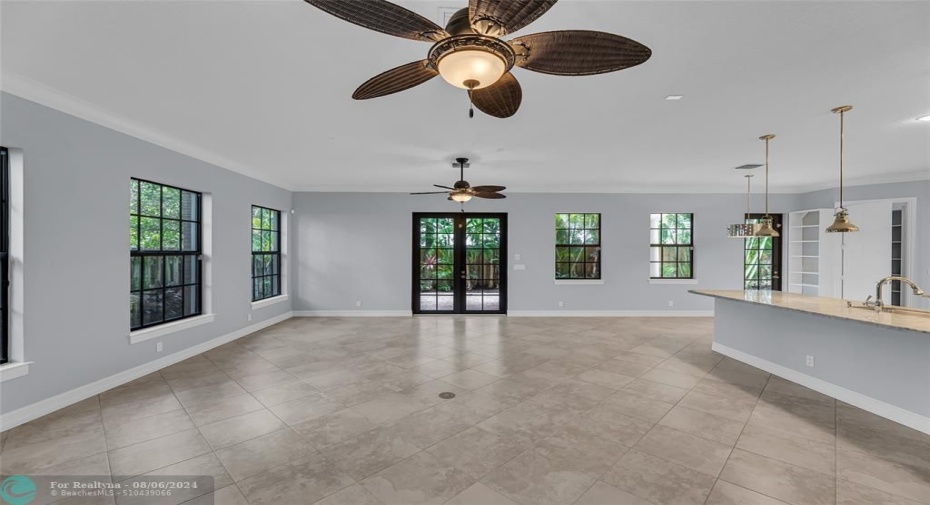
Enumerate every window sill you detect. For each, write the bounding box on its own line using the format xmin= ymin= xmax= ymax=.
xmin=129 ymin=314 xmax=216 ymax=345
xmin=251 ymin=294 xmax=289 ymax=310
xmin=0 ymin=361 xmax=32 ymax=382
xmin=554 ymin=279 xmax=605 ymax=285
xmin=649 ymin=279 xmax=698 ymax=285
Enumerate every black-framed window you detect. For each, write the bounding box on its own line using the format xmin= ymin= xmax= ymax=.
xmin=130 ymin=179 xmax=202 ymax=330
xmin=555 ymin=213 xmax=601 ymax=279
xmin=650 ymin=213 xmax=694 ymax=279
xmin=251 ymin=205 xmax=282 ymax=301
xmin=1 ymin=147 xmax=9 ymax=364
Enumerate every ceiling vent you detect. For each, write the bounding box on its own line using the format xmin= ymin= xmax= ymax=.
xmin=734 ymin=164 xmax=762 ymax=170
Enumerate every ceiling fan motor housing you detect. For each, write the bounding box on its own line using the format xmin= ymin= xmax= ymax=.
xmin=445 ymin=8 xmax=476 ymax=36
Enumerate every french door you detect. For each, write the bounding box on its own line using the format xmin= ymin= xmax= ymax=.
xmin=412 ymin=213 xmax=507 ymax=314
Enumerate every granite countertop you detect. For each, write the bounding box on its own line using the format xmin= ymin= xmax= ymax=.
xmin=690 ymin=289 xmax=930 ymax=334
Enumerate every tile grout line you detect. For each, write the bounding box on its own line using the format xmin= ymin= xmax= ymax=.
xmin=700 ymin=371 xmax=780 ymax=505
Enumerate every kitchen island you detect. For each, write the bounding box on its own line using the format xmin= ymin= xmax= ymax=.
xmin=691 ymin=289 xmax=930 ymax=434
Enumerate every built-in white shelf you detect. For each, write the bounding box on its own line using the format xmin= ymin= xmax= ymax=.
xmin=787 ymin=209 xmax=836 ymax=298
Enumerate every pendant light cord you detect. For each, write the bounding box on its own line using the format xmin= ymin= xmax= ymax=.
xmin=745 ymin=175 xmax=752 ymax=216
xmin=764 ymin=137 xmax=770 ymax=216
xmin=839 ymin=108 xmax=845 ymax=209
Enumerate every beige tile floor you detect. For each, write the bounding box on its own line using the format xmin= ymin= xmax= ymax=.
xmin=2 ymin=316 xmax=930 ymax=505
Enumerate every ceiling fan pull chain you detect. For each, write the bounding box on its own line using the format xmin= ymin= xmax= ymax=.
xmin=465 ymin=81 xmax=479 ymax=119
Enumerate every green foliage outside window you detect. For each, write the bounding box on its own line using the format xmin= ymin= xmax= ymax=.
xmin=650 ymin=213 xmax=694 ymax=279
xmin=555 ymin=213 xmax=601 ymax=279
xmin=251 ymin=205 xmax=282 ymax=301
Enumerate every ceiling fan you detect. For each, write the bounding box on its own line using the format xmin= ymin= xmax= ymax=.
xmin=304 ymin=0 xmax=652 ymax=118
xmin=411 ymin=158 xmax=506 ymax=202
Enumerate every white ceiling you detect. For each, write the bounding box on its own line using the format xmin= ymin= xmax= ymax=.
xmin=2 ymin=0 xmax=928 ymax=193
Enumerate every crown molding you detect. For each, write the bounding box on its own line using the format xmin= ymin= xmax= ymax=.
xmin=774 ymin=170 xmax=930 ymax=194
xmin=290 ymin=172 xmax=930 ymax=195
xmin=0 ymin=71 xmax=296 ymax=191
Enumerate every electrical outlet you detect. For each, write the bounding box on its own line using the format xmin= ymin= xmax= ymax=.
xmin=558 ymin=301 xmax=564 ymax=308
xmin=156 ymin=342 xmax=163 ymax=353
xmin=356 ymin=300 xmax=362 ymax=308
xmin=514 ymin=253 xmax=521 ymax=261
xmin=806 ymin=355 xmax=815 ymax=367
xmin=668 ymin=300 xmax=674 ymax=308
xmin=247 ymin=314 xmax=252 ymax=322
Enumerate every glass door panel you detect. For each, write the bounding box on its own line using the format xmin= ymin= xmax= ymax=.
xmin=465 ymin=217 xmax=502 ymax=312
xmin=417 ymin=216 xmax=456 ymax=312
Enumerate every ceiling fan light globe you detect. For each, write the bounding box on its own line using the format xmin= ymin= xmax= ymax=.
xmin=438 ymin=50 xmax=506 ymax=90
xmin=450 ymin=192 xmax=473 ymax=203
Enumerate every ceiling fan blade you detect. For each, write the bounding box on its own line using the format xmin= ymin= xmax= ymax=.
xmin=305 ymin=0 xmax=449 ymax=42
xmin=433 ymin=184 xmax=456 ymax=190
xmin=410 ymin=191 xmax=450 ymax=195
xmin=353 ymin=60 xmax=438 ymax=100
xmin=511 ymin=30 xmax=652 ymax=76
xmin=468 ymin=72 xmax=522 ymax=118
xmin=473 ymin=192 xmax=506 ymax=199
xmin=468 ymin=0 xmax=558 ymax=36
xmin=470 ymin=185 xmax=506 ymax=192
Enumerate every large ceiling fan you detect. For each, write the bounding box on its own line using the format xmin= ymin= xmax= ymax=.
xmin=304 ymin=0 xmax=652 ymax=118
xmin=411 ymin=158 xmax=506 ymax=202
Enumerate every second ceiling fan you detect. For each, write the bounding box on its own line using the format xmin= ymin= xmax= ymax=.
xmin=305 ymin=0 xmax=652 ymax=118
xmin=411 ymin=158 xmax=506 ymax=202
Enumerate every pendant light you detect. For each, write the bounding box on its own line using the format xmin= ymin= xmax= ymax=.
xmin=755 ymin=134 xmax=780 ymax=237
xmin=726 ymin=174 xmax=761 ymax=238
xmin=825 ymin=105 xmax=859 ymax=233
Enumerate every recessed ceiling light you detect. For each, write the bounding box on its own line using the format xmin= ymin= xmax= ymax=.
xmin=917 ymin=114 xmax=930 ymax=122
xmin=665 ymin=95 xmax=683 ymax=101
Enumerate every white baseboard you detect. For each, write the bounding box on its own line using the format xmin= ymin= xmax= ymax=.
xmin=712 ymin=342 xmax=930 ymax=435
xmin=0 ymin=312 xmax=293 ymax=431
xmin=293 ymin=310 xmax=412 ymax=317
xmin=508 ymin=310 xmax=714 ymax=317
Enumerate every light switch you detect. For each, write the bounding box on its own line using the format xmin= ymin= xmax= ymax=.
xmin=514 ymin=253 xmax=521 ymax=261
xmin=514 ymin=264 xmax=526 ymax=271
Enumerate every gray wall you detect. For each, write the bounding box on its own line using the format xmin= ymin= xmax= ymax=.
xmin=714 ymin=299 xmax=930 ymax=421
xmin=292 ymin=192 xmax=800 ymax=313
xmin=0 ymin=94 xmax=292 ymax=414
xmin=797 ymin=181 xmax=930 ymax=297
xmin=292 ymin=181 xmax=928 ymax=314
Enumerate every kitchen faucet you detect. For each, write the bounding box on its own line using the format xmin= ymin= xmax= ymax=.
xmin=865 ymin=276 xmax=929 ymax=311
